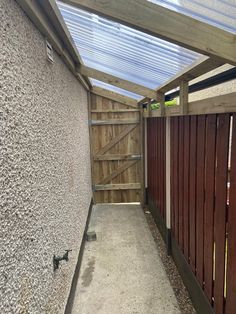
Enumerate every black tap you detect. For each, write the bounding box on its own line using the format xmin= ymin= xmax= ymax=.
xmin=53 ymin=250 xmax=72 ymax=271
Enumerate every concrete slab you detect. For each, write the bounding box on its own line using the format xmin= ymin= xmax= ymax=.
xmin=71 ymin=204 xmax=181 ymax=314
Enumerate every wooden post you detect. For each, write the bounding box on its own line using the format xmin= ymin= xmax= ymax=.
xmin=166 ymin=117 xmax=171 ymax=254
xmin=140 ymin=107 xmax=145 ymax=207
xmin=180 ymin=81 xmax=189 ymax=115
xmin=87 ymin=91 xmax=96 ymax=203
xmin=157 ymin=92 xmax=165 ymax=116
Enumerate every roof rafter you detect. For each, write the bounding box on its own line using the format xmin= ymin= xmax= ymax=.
xmin=16 ymin=0 xmax=91 ymax=89
xmin=156 ymin=56 xmax=224 ymax=94
xmin=138 ymin=56 xmax=224 ymax=104
xmin=61 ymin=0 xmax=236 ymax=65
xmin=78 ymin=65 xmax=156 ymax=99
xmin=91 ymin=86 xmax=138 ymax=108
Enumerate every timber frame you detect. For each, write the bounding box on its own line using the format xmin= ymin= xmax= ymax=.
xmin=16 ymin=0 xmax=236 ymax=117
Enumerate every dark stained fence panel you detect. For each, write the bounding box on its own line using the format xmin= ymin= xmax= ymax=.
xmin=147 ymin=117 xmax=166 ymax=221
xmin=189 ymin=116 xmax=197 ymax=273
xmin=149 ymin=112 xmax=234 ymax=314
xmin=173 ymin=117 xmax=179 ymax=240
xmin=183 ymin=116 xmax=190 ymax=261
xmin=196 ymin=115 xmax=206 ymax=286
xmin=178 ymin=116 xmax=184 ymax=249
xmin=204 ymin=114 xmax=217 ymax=304
xmin=214 ymin=114 xmax=230 ymax=314
xmin=225 ymin=114 xmax=236 ymax=314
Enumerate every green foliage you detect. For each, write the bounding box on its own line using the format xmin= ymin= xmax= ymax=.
xmin=150 ymin=99 xmax=177 ymax=110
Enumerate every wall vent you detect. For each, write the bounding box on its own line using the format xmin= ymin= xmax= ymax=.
xmin=46 ymin=40 xmax=53 ymax=63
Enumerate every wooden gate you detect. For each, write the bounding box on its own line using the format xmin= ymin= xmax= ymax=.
xmin=89 ymin=92 xmax=142 ymax=203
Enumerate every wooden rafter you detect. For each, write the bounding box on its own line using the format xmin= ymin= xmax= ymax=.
xmin=91 ymin=86 xmax=138 ymax=108
xmin=155 ymin=57 xmax=224 ymax=94
xmin=16 ymin=0 xmax=91 ymax=89
xmin=78 ymin=65 xmax=156 ymax=98
xmin=61 ymin=0 xmax=236 ymax=65
xmin=138 ymin=56 xmax=224 ymax=106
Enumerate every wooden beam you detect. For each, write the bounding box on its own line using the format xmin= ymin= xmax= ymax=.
xmin=91 ymin=109 xmax=139 ymax=113
xmin=188 ymin=92 xmax=236 ymax=116
xmin=91 ymin=86 xmax=138 ymax=108
xmin=94 ymin=183 xmax=141 ymax=191
xmin=149 ymin=92 xmax=236 ymax=117
xmin=157 ymin=56 xmax=224 ymax=94
xmin=16 ymin=0 xmax=90 ymax=90
xmin=179 ymin=81 xmax=189 ymax=115
xmin=98 ymin=160 xmax=138 ymax=184
xmin=157 ymin=92 xmax=165 ymax=116
xmin=79 ymin=65 xmax=156 ymax=98
xmin=41 ymin=1 xmax=92 ymax=88
xmin=95 ymin=124 xmax=138 ymax=155
xmin=94 ymin=154 xmax=141 ymax=161
xmin=62 ymin=0 xmax=236 ymax=65
xmin=139 ymin=56 xmax=224 ymax=105
xmin=91 ymin=119 xmax=139 ymax=125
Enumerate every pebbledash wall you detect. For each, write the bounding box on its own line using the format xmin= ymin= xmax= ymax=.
xmin=0 ymin=0 xmax=92 ymax=313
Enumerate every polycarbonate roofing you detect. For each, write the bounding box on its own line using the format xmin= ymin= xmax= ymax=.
xmin=57 ymin=0 xmax=236 ymax=98
xmin=57 ymin=1 xmax=202 ymax=94
xmin=91 ymin=79 xmax=143 ymax=100
xmin=149 ymin=0 xmax=236 ymax=34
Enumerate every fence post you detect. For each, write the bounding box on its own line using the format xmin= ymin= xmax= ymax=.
xmin=166 ymin=116 xmax=171 ymax=255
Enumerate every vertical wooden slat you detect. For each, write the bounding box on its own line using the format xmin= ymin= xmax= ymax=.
xmin=204 ymin=114 xmax=217 ymax=303
xmin=159 ymin=118 xmax=161 ymax=214
xmin=156 ymin=118 xmax=159 ymax=209
xmin=152 ymin=118 xmax=154 ymax=199
xmin=189 ymin=115 xmax=197 ymax=272
xmin=147 ymin=119 xmax=151 ymax=196
xmin=150 ymin=119 xmax=154 ymax=200
xmin=163 ymin=118 xmax=166 ymax=222
xmin=173 ymin=117 xmax=179 ymax=240
xmin=154 ymin=118 xmax=159 ymax=206
xmin=178 ymin=116 xmax=184 ymax=249
xmin=160 ymin=118 xmax=164 ymax=217
xmin=183 ymin=116 xmax=190 ymax=260
xmin=170 ymin=118 xmax=175 ymax=232
xmin=196 ymin=115 xmax=206 ymax=286
xmin=214 ymin=114 xmax=230 ymax=314
xmin=225 ymin=114 xmax=236 ymax=314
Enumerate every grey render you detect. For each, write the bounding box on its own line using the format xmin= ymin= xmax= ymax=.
xmin=0 ymin=0 xmax=92 ymax=313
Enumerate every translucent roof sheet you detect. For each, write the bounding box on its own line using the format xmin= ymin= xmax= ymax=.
xmin=57 ymin=1 xmax=201 ymax=92
xmin=91 ymin=79 xmax=143 ymax=100
xmin=148 ymin=0 xmax=236 ymax=34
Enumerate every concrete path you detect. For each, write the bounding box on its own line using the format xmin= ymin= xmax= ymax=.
xmin=71 ymin=204 xmax=181 ymax=314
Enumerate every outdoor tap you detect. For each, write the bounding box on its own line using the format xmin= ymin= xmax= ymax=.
xmin=53 ymin=249 xmax=72 ymax=271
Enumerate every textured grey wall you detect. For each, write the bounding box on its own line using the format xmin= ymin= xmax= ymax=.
xmin=0 ymin=0 xmax=92 ymax=313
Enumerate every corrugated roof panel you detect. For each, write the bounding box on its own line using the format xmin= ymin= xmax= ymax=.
xmin=148 ymin=0 xmax=236 ymax=34
xmin=91 ymin=79 xmax=143 ymax=100
xmin=57 ymin=1 xmax=201 ymax=90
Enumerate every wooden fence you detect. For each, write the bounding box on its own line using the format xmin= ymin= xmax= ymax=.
xmin=147 ymin=117 xmax=166 ymax=221
xmin=147 ymin=113 xmax=236 ymax=314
